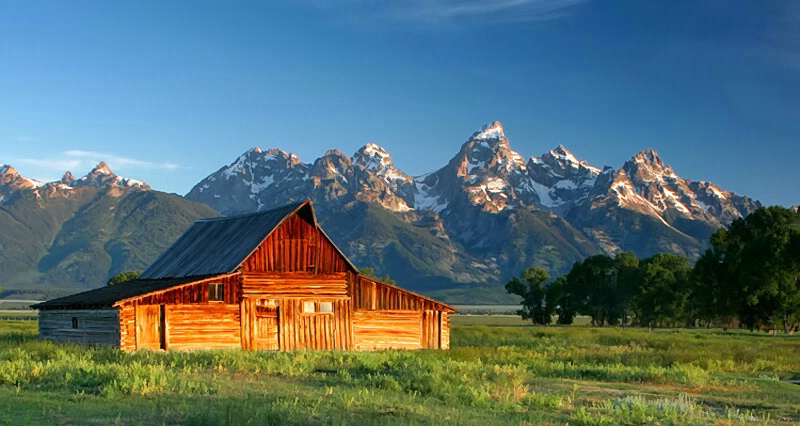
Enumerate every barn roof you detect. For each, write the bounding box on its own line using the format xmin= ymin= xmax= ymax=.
xmin=31 ymin=275 xmax=223 ymax=310
xmin=139 ymin=199 xmax=356 ymax=279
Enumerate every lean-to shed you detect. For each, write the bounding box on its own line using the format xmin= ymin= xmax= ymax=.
xmin=33 ymin=200 xmax=453 ymax=351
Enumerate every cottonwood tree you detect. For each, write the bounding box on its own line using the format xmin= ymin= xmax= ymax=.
xmin=505 ymin=267 xmax=556 ymax=325
xmin=694 ymin=206 xmax=800 ymax=332
xmin=632 ymin=254 xmax=691 ymax=327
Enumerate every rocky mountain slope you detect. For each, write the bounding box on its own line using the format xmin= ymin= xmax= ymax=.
xmin=185 ymin=121 xmax=760 ymax=291
xmin=1 ymin=122 xmax=761 ymax=299
xmin=0 ymin=163 xmax=217 ymax=295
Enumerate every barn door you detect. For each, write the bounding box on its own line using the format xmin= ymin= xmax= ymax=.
xmin=136 ymin=304 xmax=165 ymax=350
xmin=255 ymin=304 xmax=279 ymax=350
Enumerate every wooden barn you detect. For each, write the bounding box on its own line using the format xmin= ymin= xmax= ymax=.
xmin=33 ymin=200 xmax=453 ymax=351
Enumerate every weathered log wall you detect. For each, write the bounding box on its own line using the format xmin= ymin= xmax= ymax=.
xmin=352 ymin=276 xmax=448 ymax=311
xmin=279 ymin=298 xmax=352 ymax=350
xmin=38 ymin=309 xmax=120 ymax=347
xmin=134 ymin=275 xmax=241 ymax=305
xmin=242 ymin=272 xmax=348 ymax=298
xmin=352 ymin=310 xmax=423 ymax=350
xmin=440 ymin=313 xmax=450 ymax=350
xmin=119 ymin=303 xmax=136 ymax=351
xmin=165 ymin=304 xmax=241 ymax=351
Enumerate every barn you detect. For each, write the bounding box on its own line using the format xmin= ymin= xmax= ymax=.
xmin=32 ymin=200 xmax=453 ymax=351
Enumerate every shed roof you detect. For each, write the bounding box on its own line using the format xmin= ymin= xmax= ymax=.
xmin=31 ymin=275 xmax=221 ymax=310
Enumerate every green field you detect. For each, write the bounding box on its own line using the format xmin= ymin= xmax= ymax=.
xmin=2 ymin=318 xmax=799 ymax=425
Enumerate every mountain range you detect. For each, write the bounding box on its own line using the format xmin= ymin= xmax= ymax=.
xmin=0 ymin=122 xmax=761 ymax=301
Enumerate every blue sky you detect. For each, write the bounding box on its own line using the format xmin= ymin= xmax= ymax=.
xmin=1 ymin=0 xmax=798 ymax=207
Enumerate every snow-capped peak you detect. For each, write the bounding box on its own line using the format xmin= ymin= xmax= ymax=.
xmin=0 ymin=164 xmax=11 ymax=176
xmin=352 ymin=143 xmax=410 ymax=184
xmin=91 ymin=162 xmax=113 ymax=175
xmin=354 ymin=143 xmax=391 ymax=169
xmin=73 ymin=162 xmax=150 ymax=190
xmin=550 ymin=144 xmax=580 ymax=165
xmin=543 ymin=145 xmax=602 ymax=175
xmin=472 ymin=121 xmax=506 ymax=141
xmin=361 ymin=143 xmax=389 ymax=158
xmin=633 ymin=149 xmax=664 ymax=168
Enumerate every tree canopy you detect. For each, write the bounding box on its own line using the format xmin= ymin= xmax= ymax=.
xmin=505 ymin=206 xmax=800 ymax=332
xmin=106 ymin=271 xmax=142 ymax=286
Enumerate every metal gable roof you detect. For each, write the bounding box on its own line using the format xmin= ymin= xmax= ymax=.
xmin=138 ymin=200 xmax=308 ymax=280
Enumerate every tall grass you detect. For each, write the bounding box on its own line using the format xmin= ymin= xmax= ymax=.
xmin=1 ymin=319 xmax=798 ymax=425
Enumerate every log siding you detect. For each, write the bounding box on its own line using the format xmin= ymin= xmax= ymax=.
xmin=38 ymin=309 xmax=120 ymax=347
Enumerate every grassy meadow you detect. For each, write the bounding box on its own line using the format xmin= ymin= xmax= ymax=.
xmin=1 ymin=317 xmax=799 ymax=425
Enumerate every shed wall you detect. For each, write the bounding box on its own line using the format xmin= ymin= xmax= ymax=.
xmin=39 ymin=309 xmax=120 ymax=347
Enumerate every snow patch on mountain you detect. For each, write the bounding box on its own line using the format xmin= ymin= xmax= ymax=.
xmin=414 ymin=180 xmax=449 ymax=213
xmin=473 ymin=121 xmax=505 ymax=141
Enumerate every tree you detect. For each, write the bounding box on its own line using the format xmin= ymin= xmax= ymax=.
xmin=631 ymin=254 xmax=691 ymax=327
xmin=695 ymin=206 xmax=800 ymax=332
xmin=505 ymin=267 xmax=554 ymax=325
xmin=107 ymin=271 xmax=142 ymax=286
xmin=693 ymin=244 xmax=737 ymax=329
xmin=359 ymin=267 xmax=396 ymax=285
xmin=564 ymin=255 xmax=617 ymax=326
xmin=614 ymin=252 xmax=640 ymax=327
xmin=547 ymin=276 xmax=574 ymax=324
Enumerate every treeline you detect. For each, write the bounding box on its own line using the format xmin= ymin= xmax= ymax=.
xmin=506 ymin=206 xmax=800 ymax=332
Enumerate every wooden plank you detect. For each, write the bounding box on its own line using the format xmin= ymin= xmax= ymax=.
xmin=352 ymin=310 xmax=423 ymax=350
xmin=136 ymin=304 xmax=162 ymax=350
xmin=165 ymin=304 xmax=241 ymax=350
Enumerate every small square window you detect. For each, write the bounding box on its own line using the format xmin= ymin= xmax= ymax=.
xmin=209 ymin=283 xmax=224 ymax=302
xmin=303 ymin=301 xmax=316 ymax=313
xmin=319 ymin=302 xmax=333 ymax=313
xmin=72 ymin=317 xmax=79 ymax=329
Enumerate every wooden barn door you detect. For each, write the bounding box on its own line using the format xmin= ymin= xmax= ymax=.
xmin=136 ymin=304 xmax=165 ymax=350
xmin=255 ymin=304 xmax=279 ymax=350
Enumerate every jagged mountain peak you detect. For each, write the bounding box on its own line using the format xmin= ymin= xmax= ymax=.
xmin=61 ymin=171 xmax=76 ymax=184
xmin=626 ymin=148 xmax=677 ymax=181
xmin=322 ymin=148 xmax=350 ymax=159
xmin=632 ymin=148 xmax=666 ymax=168
xmin=0 ymin=164 xmax=42 ymax=199
xmin=472 ymin=121 xmax=506 ymax=141
xmin=358 ymin=142 xmax=389 ymax=157
xmin=540 ymin=145 xmax=602 ymax=174
xmin=458 ymin=122 xmax=525 ymax=175
xmin=91 ymin=161 xmax=113 ymax=175
xmin=352 ymin=143 xmax=411 ymax=184
xmin=72 ymin=162 xmax=150 ymax=190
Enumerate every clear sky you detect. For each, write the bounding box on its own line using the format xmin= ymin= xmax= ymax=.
xmin=1 ymin=0 xmax=798 ymax=207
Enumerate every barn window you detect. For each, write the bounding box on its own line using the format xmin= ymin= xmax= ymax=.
xmin=209 ymin=283 xmax=224 ymax=302
xmin=302 ymin=301 xmax=334 ymax=314
xmin=71 ymin=317 xmax=79 ymax=329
